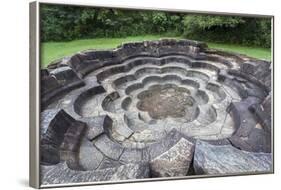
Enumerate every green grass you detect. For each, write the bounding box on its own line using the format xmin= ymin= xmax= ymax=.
xmin=41 ymin=35 xmax=271 ymax=67
xmin=41 ymin=35 xmax=179 ymax=67
xmin=207 ymin=42 xmax=271 ymax=61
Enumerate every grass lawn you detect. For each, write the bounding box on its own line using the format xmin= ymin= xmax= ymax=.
xmin=41 ymin=35 xmax=271 ymax=67
xmin=207 ymin=42 xmax=271 ymax=61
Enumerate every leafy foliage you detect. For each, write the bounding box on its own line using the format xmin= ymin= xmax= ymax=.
xmin=182 ymin=15 xmax=271 ymax=47
xmin=40 ymin=4 xmax=271 ymax=48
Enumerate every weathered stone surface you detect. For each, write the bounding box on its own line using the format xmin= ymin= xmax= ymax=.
xmin=40 ymin=144 xmax=60 ymax=165
xmin=150 ymin=138 xmax=194 ymax=177
xmin=228 ymin=96 xmax=271 ymax=153
xmin=115 ymin=39 xmax=206 ymax=61
xmin=42 ymin=109 xmax=76 ymax=145
xmin=114 ymin=115 xmax=134 ymax=138
xmin=250 ymin=104 xmax=271 ymax=132
xmin=59 ymin=120 xmax=87 ymax=169
xmin=109 ymin=162 xmax=150 ymax=181
xmin=40 ymin=109 xmax=77 ymax=165
xmin=119 ymin=148 xmax=143 ymax=164
xmin=78 ymin=138 xmax=104 ymax=170
xmin=241 ymin=62 xmax=256 ymax=75
xmin=41 ymin=162 xmax=150 ymax=185
xmin=147 ymin=129 xmax=195 ymax=159
xmin=41 ymin=68 xmax=49 ymax=77
xmin=50 ymin=66 xmax=73 ymax=75
xmin=60 ymin=121 xmax=87 ymax=153
xmin=81 ymin=115 xmax=113 ymax=141
xmin=41 ymin=75 xmax=59 ymax=97
xmin=240 ymin=60 xmax=271 ymax=92
xmin=228 ymin=135 xmax=253 ymax=152
xmin=93 ymin=134 xmax=124 ymax=160
xmin=72 ymin=85 xmax=106 ymax=117
xmin=41 ymin=66 xmax=85 ymax=108
xmin=98 ymin=157 xmax=122 ymax=170
xmin=250 ymin=94 xmax=272 ymax=133
xmin=247 ymin=128 xmax=271 ymax=153
xmin=229 ymin=69 xmax=270 ymax=94
xmin=203 ymin=138 xmax=231 ymax=146
xmin=230 ymin=100 xmax=259 ymax=137
xmin=40 ymin=108 xmax=60 ymax=137
xmin=246 ymin=85 xmax=266 ymax=100
xmin=262 ymin=94 xmax=271 ymax=114
xmin=193 ymin=140 xmax=272 ymax=175
xmin=67 ymin=52 xmax=118 ymax=77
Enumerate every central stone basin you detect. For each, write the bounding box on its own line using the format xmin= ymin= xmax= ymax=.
xmin=136 ymin=84 xmax=194 ymax=120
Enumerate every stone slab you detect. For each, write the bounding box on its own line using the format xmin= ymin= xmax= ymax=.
xmin=150 ymin=138 xmax=195 ymax=177
xmin=80 ymin=115 xmax=113 ymax=141
xmin=193 ymin=140 xmax=272 ymax=175
xmin=93 ymin=134 xmax=124 ymax=160
xmin=41 ymin=162 xmax=150 ymax=185
xmin=78 ymin=138 xmax=104 ymax=170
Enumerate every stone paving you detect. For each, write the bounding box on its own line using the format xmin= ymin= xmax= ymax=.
xmin=40 ymin=39 xmax=272 ymax=185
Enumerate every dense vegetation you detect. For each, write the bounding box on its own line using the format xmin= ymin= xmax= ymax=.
xmin=40 ymin=4 xmax=271 ymax=48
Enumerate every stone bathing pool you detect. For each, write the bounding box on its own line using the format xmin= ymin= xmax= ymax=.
xmin=40 ymin=39 xmax=272 ymax=185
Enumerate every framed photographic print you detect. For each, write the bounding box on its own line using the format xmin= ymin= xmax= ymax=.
xmin=29 ymin=0 xmax=274 ymax=188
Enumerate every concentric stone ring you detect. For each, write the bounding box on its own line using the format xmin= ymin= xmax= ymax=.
xmin=40 ymin=39 xmax=272 ymax=185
